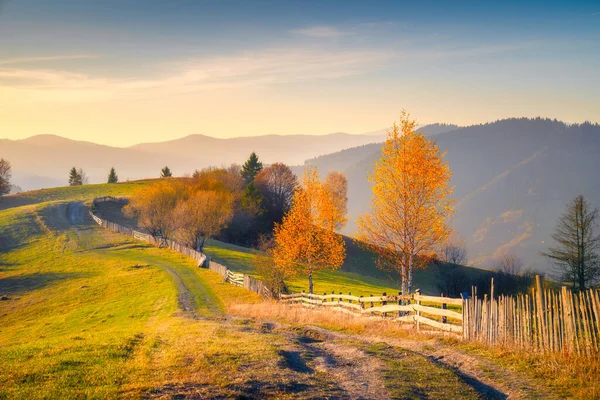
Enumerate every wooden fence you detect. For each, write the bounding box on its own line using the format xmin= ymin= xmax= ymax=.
xmin=280 ymin=291 xmax=463 ymax=333
xmin=90 ymin=197 xmax=272 ymax=298
xmin=464 ymin=276 xmax=600 ymax=356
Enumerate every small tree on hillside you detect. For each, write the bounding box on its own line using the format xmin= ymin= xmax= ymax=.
xmin=68 ymin=167 xmax=82 ymax=186
xmin=255 ymin=162 xmax=298 ymax=225
xmin=241 ymin=152 xmax=263 ymax=183
xmin=441 ymin=237 xmax=468 ymax=266
xmin=78 ymin=168 xmax=88 ymax=185
xmin=272 ymin=167 xmax=346 ymax=293
xmin=324 ymin=171 xmax=348 ymax=231
xmin=161 ymin=166 xmax=172 ymax=178
xmin=0 ymin=158 xmax=12 ymax=198
xmin=174 ymin=190 xmax=234 ymax=252
xmin=124 ymin=180 xmax=181 ymax=245
xmin=543 ymin=195 xmax=600 ymax=291
xmin=357 ymin=111 xmax=454 ymax=297
xmin=107 ymin=167 xmax=119 ymax=184
xmin=495 ymin=251 xmax=523 ymax=276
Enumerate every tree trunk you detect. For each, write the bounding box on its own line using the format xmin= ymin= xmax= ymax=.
xmin=308 ymin=268 xmax=314 ymax=294
xmin=407 ymin=254 xmax=413 ymax=296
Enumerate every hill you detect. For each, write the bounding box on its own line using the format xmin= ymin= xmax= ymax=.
xmin=2 ymin=132 xmax=386 ymax=191
xmin=1 ymin=182 xmax=528 ymax=398
xmin=304 ymin=123 xmax=460 ymax=175
xmin=310 ymin=118 xmax=600 ymax=274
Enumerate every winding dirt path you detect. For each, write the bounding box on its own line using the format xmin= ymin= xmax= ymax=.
xmin=303 ymin=325 xmax=557 ymax=400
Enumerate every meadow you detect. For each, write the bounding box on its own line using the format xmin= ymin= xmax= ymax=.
xmin=1 ymin=182 xmax=596 ymax=399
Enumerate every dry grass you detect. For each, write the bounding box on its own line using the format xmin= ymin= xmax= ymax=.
xmin=230 ymin=301 xmax=437 ymax=340
xmin=454 ymin=341 xmax=600 ymax=399
xmin=233 ymin=301 xmax=600 ymax=400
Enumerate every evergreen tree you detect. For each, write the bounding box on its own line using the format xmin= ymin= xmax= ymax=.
xmin=107 ymin=167 xmax=119 ymax=184
xmin=68 ymin=167 xmax=83 ymax=186
xmin=544 ymin=195 xmax=600 ymax=291
xmin=160 ymin=166 xmax=172 ymax=178
xmin=241 ymin=152 xmax=263 ymax=183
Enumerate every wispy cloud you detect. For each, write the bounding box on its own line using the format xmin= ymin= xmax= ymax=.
xmin=291 ymin=26 xmax=347 ymax=38
xmin=0 ymin=48 xmax=392 ymax=103
xmin=0 ymin=55 xmax=97 ymax=66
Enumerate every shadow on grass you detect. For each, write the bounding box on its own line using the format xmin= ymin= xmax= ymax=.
xmin=0 ymin=272 xmax=84 ymax=296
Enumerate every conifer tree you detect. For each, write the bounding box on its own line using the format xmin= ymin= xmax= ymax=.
xmin=241 ymin=152 xmax=263 ymax=183
xmin=544 ymin=195 xmax=600 ymax=291
xmin=160 ymin=166 xmax=172 ymax=178
xmin=68 ymin=167 xmax=83 ymax=186
xmin=107 ymin=167 xmax=119 ymax=184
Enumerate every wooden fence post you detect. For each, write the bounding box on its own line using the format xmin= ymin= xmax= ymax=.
xmin=441 ymin=292 xmax=447 ymax=324
xmin=415 ymin=289 xmax=421 ymax=331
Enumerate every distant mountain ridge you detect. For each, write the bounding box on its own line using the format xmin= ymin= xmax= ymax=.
xmin=306 ymin=118 xmax=600 ymax=275
xmin=1 ymin=131 xmax=387 ymax=191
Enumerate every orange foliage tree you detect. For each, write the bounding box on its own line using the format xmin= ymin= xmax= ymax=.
xmin=357 ymin=111 xmax=454 ymax=296
xmin=272 ymin=167 xmax=346 ymax=293
xmin=174 ymin=190 xmax=234 ymax=252
xmin=124 ymin=180 xmax=183 ymax=245
xmin=324 ymin=171 xmax=348 ymax=231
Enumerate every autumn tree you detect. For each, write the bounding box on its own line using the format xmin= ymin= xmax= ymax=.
xmin=324 ymin=171 xmax=348 ymax=230
xmin=253 ymin=236 xmax=288 ymax=296
xmin=175 ymin=190 xmax=234 ymax=252
xmin=0 ymin=158 xmax=11 ymax=198
xmin=255 ymin=162 xmax=298 ymax=225
xmin=124 ymin=180 xmax=181 ymax=245
xmin=107 ymin=167 xmax=119 ymax=184
xmin=161 ymin=166 xmax=172 ymax=178
xmin=357 ymin=111 xmax=454 ymax=297
xmin=544 ymin=195 xmax=600 ymax=291
xmin=241 ymin=152 xmax=263 ymax=183
xmin=272 ymin=167 xmax=346 ymax=293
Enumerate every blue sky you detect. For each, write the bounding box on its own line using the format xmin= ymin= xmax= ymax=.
xmin=0 ymin=0 xmax=598 ymax=145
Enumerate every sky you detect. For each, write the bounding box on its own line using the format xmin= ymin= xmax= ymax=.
xmin=0 ymin=0 xmax=599 ymax=146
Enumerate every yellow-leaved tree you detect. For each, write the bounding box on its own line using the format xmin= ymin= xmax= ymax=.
xmin=357 ymin=111 xmax=454 ymax=296
xmin=272 ymin=167 xmax=346 ymax=293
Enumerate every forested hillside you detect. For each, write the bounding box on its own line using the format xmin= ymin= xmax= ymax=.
xmin=309 ymin=118 xmax=600 ymax=273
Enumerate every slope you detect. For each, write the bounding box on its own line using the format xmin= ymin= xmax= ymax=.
xmin=312 ymin=118 xmax=600 ymax=273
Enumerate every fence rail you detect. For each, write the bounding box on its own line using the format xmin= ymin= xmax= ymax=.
xmin=90 ymin=197 xmax=272 ymax=298
xmin=280 ymin=291 xmax=463 ymax=333
xmin=464 ymin=276 xmax=600 ymax=357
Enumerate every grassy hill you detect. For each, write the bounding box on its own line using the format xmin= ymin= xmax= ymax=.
xmin=0 ymin=181 xmax=500 ymax=398
xmin=0 ymin=186 xmax=285 ymax=398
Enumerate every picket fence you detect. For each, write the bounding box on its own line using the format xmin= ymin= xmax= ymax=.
xmin=280 ymin=291 xmax=463 ymax=333
xmin=464 ymin=276 xmax=600 ymax=356
xmin=90 ymin=197 xmax=272 ymax=298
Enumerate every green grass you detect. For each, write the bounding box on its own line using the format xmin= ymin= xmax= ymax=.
xmin=0 ymin=197 xmax=280 ymax=398
xmin=365 ymin=343 xmax=480 ymax=399
xmin=0 ymin=180 xmax=158 ymax=211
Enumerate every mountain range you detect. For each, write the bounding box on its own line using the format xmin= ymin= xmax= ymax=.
xmin=1 ymin=132 xmax=387 ymax=191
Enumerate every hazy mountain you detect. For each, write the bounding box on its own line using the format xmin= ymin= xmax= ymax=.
xmin=1 ymin=132 xmax=386 ymax=191
xmin=130 ymin=132 xmax=387 ymax=166
xmin=305 ymin=123 xmax=460 ymax=174
xmin=308 ymin=118 xmax=600 ymax=274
